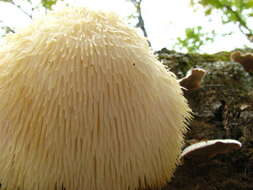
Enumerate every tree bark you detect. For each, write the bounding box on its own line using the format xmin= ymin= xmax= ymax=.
xmin=155 ymin=48 xmax=253 ymax=190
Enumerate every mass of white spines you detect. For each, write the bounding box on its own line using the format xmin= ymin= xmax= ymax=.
xmin=0 ymin=6 xmax=191 ymax=190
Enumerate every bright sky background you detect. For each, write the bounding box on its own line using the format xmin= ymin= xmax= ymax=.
xmin=0 ymin=0 xmax=252 ymax=53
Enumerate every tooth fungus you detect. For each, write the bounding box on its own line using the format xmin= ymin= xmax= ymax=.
xmin=0 ymin=7 xmax=191 ymax=190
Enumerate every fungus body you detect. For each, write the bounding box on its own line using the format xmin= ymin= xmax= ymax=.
xmin=231 ymin=51 xmax=253 ymax=72
xmin=0 ymin=7 xmax=191 ymax=190
xmin=181 ymin=139 xmax=242 ymax=162
xmin=179 ymin=68 xmax=206 ymax=91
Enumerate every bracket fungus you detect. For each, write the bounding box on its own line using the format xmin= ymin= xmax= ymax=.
xmin=0 ymin=7 xmax=191 ymax=190
xmin=231 ymin=51 xmax=253 ymax=72
xmin=181 ymin=139 xmax=242 ymax=162
xmin=179 ymin=68 xmax=206 ymax=90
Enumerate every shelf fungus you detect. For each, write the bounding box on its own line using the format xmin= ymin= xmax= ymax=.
xmin=181 ymin=139 xmax=242 ymax=162
xmin=179 ymin=68 xmax=206 ymax=90
xmin=231 ymin=51 xmax=253 ymax=72
xmin=0 ymin=7 xmax=191 ymax=190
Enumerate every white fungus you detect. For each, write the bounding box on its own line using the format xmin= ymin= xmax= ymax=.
xmin=181 ymin=139 xmax=242 ymax=161
xmin=0 ymin=7 xmax=191 ymax=190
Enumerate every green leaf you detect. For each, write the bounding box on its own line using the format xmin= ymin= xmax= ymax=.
xmin=0 ymin=0 xmax=12 ymax=2
xmin=41 ymin=0 xmax=58 ymax=10
xmin=174 ymin=26 xmax=216 ymax=53
xmin=245 ymin=1 xmax=253 ymax=8
xmin=205 ymin=7 xmax=213 ymax=15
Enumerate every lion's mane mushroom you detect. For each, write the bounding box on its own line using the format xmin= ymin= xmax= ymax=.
xmin=0 ymin=7 xmax=191 ymax=190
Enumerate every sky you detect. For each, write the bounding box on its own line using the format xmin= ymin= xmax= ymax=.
xmin=0 ymin=0 xmax=252 ymax=53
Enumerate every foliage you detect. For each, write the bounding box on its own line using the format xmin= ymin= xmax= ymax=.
xmin=174 ymin=26 xmax=216 ymax=53
xmin=1 ymin=25 xmax=15 ymax=34
xmin=0 ymin=0 xmax=62 ymax=36
xmin=41 ymin=0 xmax=58 ymax=10
xmin=174 ymin=0 xmax=253 ymax=53
xmin=0 ymin=20 xmax=14 ymax=36
xmin=190 ymin=0 xmax=253 ymax=39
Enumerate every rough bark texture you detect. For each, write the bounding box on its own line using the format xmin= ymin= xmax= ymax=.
xmin=156 ymin=48 xmax=253 ymax=190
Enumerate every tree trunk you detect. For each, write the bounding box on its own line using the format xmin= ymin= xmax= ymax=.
xmin=155 ymin=48 xmax=253 ymax=190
